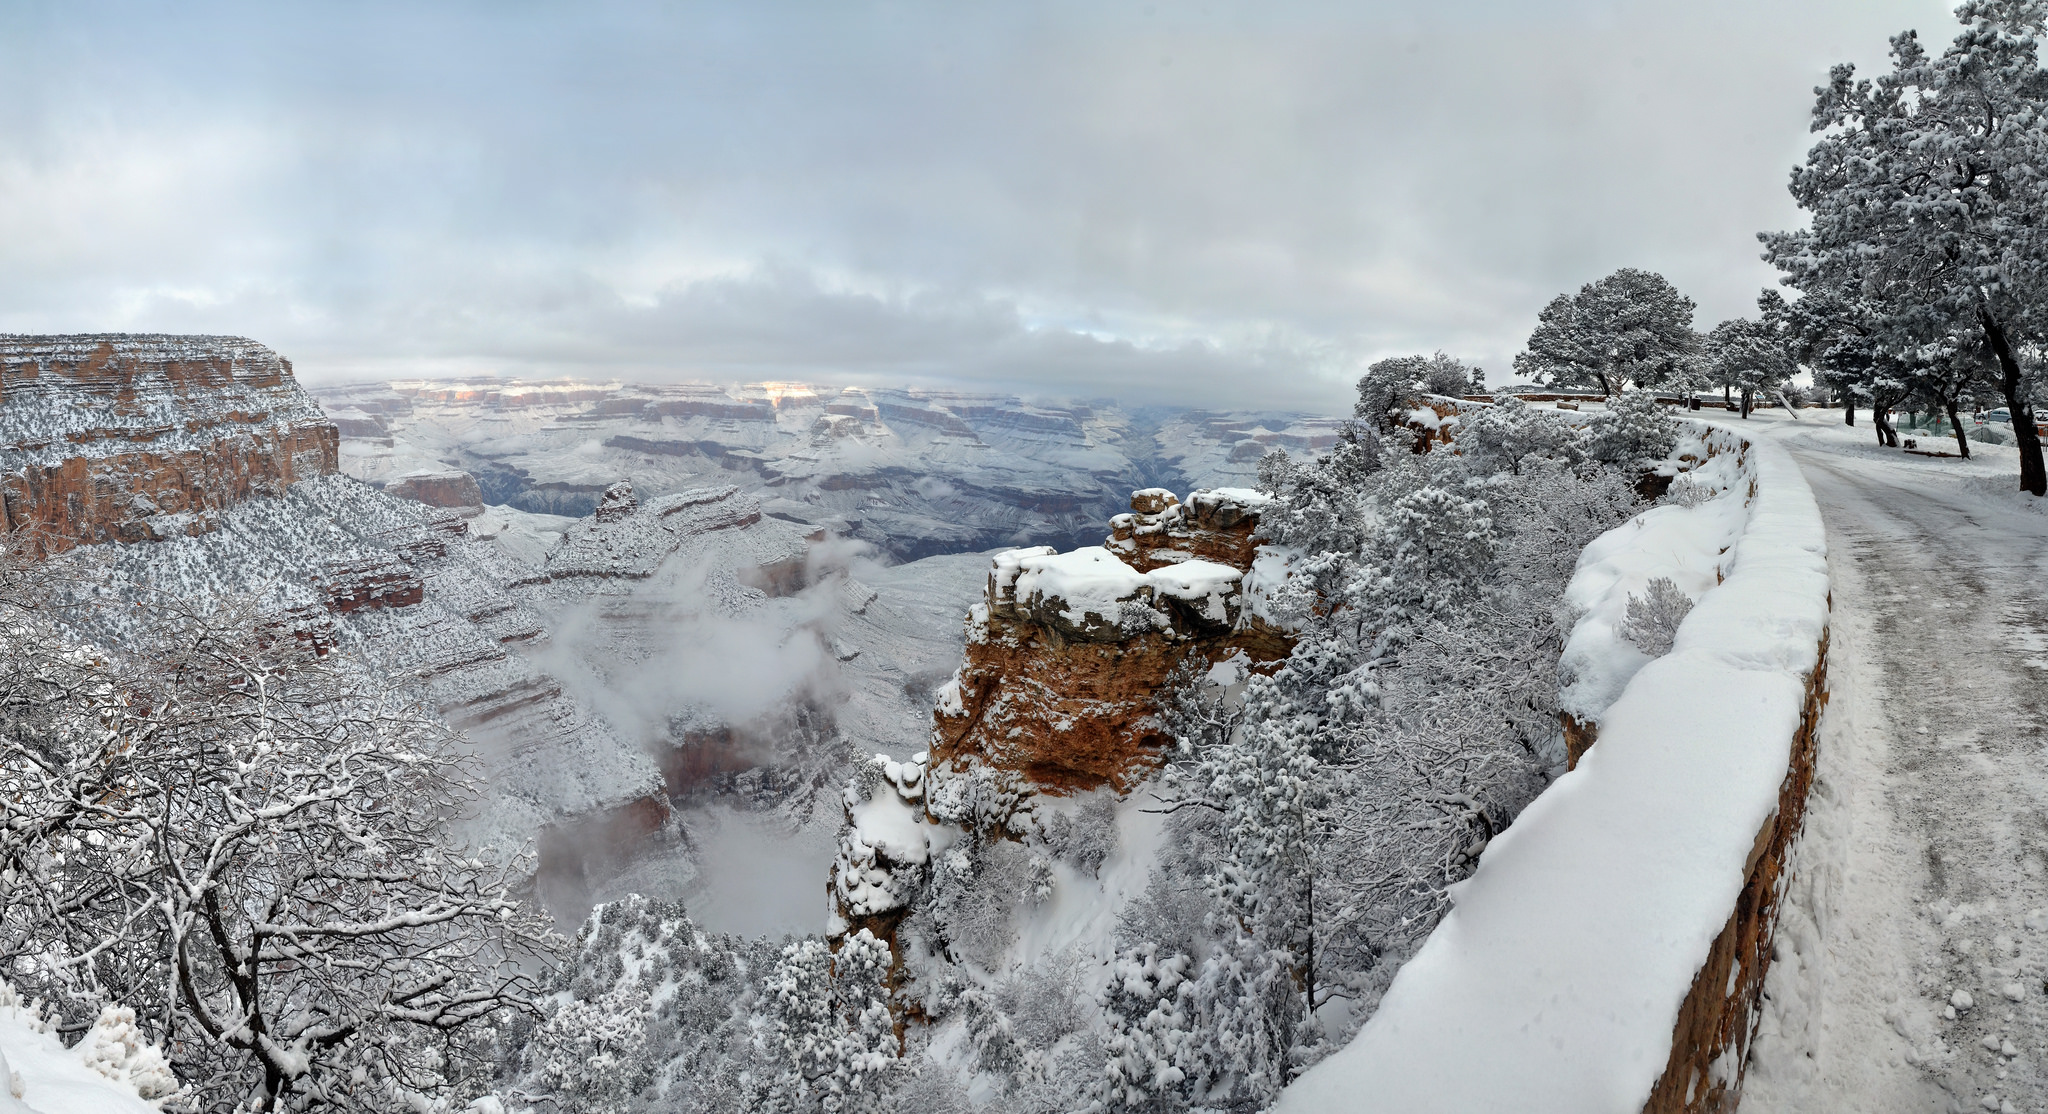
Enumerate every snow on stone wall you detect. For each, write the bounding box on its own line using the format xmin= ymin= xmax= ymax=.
xmin=1275 ymin=422 xmax=1830 ymax=1114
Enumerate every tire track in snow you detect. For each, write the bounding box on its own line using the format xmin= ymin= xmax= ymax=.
xmin=1742 ymin=434 xmax=2048 ymax=1114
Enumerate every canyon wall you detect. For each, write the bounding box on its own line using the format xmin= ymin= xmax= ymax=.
xmin=0 ymin=335 xmax=831 ymax=919
xmin=0 ymin=334 xmax=338 ymax=553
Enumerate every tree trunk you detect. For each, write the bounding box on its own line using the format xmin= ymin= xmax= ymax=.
xmin=1874 ymin=406 xmax=1900 ymax=448
xmin=1844 ymin=394 xmax=1855 ymax=426
xmin=1943 ymin=396 xmax=1971 ymax=459
xmin=1724 ymin=383 xmax=1732 ymax=405
xmin=1979 ymin=308 xmax=2046 ymax=496
xmin=1740 ymin=388 xmax=1752 ymax=419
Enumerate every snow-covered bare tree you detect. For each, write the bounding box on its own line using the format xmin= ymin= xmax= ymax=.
xmin=1513 ymin=268 xmax=1701 ymax=395
xmin=0 ymin=583 xmax=557 ymax=1113
xmin=1763 ymin=0 xmax=2048 ymax=492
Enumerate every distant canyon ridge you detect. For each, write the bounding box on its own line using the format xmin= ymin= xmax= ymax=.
xmin=314 ymin=378 xmax=1343 ymax=562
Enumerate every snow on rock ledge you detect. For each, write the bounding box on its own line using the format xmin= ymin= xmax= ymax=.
xmin=1276 ymin=423 xmax=1829 ymax=1114
xmin=931 ymin=487 xmax=1293 ymax=798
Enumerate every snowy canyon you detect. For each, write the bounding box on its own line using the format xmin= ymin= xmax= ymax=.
xmin=0 ymin=334 xmax=1842 ymax=1114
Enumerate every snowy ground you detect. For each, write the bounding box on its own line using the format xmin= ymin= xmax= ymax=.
xmin=1735 ymin=412 xmax=2048 ymax=1114
xmin=0 ymin=993 xmax=160 ymax=1114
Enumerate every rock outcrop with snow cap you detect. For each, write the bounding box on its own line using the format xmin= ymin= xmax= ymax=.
xmin=927 ymin=487 xmax=1292 ymax=797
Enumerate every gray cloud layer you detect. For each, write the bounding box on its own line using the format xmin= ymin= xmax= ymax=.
xmin=0 ymin=0 xmax=1955 ymax=410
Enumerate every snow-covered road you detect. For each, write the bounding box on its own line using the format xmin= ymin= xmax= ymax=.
xmin=1734 ymin=414 xmax=2048 ymax=1114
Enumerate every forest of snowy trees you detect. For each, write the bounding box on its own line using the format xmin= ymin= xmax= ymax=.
xmin=1519 ymin=2 xmax=2048 ymax=486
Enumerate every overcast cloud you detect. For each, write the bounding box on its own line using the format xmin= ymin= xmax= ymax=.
xmin=0 ymin=0 xmax=1958 ymax=411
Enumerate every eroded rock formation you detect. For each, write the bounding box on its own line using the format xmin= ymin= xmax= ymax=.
xmin=0 ymin=334 xmax=338 ymax=554
xmin=927 ymin=487 xmax=1291 ymax=796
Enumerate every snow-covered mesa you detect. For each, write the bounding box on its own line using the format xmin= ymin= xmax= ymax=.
xmin=1277 ymin=421 xmax=1830 ymax=1114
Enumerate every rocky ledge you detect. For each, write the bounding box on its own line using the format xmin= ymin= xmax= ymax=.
xmin=927 ymin=486 xmax=1293 ymax=795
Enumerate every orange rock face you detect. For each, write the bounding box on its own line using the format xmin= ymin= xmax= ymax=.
xmin=0 ymin=335 xmax=339 ymax=555
xmin=929 ymin=488 xmax=1291 ymax=796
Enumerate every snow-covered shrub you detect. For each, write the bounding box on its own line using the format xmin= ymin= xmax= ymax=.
xmin=1039 ymin=791 xmax=1120 ymax=876
xmin=1458 ymin=394 xmax=1583 ymax=475
xmin=1663 ymin=468 xmax=1725 ymax=509
xmin=1619 ymin=577 xmax=1694 ymax=658
xmin=909 ymin=837 xmax=1044 ymax=975
xmin=1585 ymin=389 xmax=1679 ymax=465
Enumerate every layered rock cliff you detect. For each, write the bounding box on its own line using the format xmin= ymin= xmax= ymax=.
xmin=0 ymin=334 xmax=338 ymax=553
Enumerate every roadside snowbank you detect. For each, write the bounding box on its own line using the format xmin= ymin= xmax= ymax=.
xmin=1276 ymin=425 xmax=1829 ymax=1114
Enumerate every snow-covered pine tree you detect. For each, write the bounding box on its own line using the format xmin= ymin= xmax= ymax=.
xmin=1457 ymin=394 xmax=1583 ymax=476
xmin=1702 ymin=314 xmax=1795 ymax=419
xmin=764 ymin=930 xmax=904 ymax=1114
xmin=1513 ymin=268 xmax=1700 ymax=395
xmin=1763 ymin=0 xmax=2048 ymax=492
xmin=1585 ymin=389 xmax=1679 ymax=467
xmin=510 ymin=895 xmax=781 ymax=1113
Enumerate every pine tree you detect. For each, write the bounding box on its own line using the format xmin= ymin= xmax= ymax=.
xmin=1763 ymin=1 xmax=2048 ymax=492
xmin=1585 ymin=389 xmax=1679 ymax=466
xmin=1513 ymin=269 xmax=1701 ymax=394
xmin=1702 ymin=314 xmax=1795 ymax=419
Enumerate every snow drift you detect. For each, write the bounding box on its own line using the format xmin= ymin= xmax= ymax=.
xmin=1276 ymin=421 xmax=1830 ymax=1114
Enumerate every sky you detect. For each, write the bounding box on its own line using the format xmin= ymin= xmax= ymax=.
xmin=0 ymin=0 xmax=1960 ymax=412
